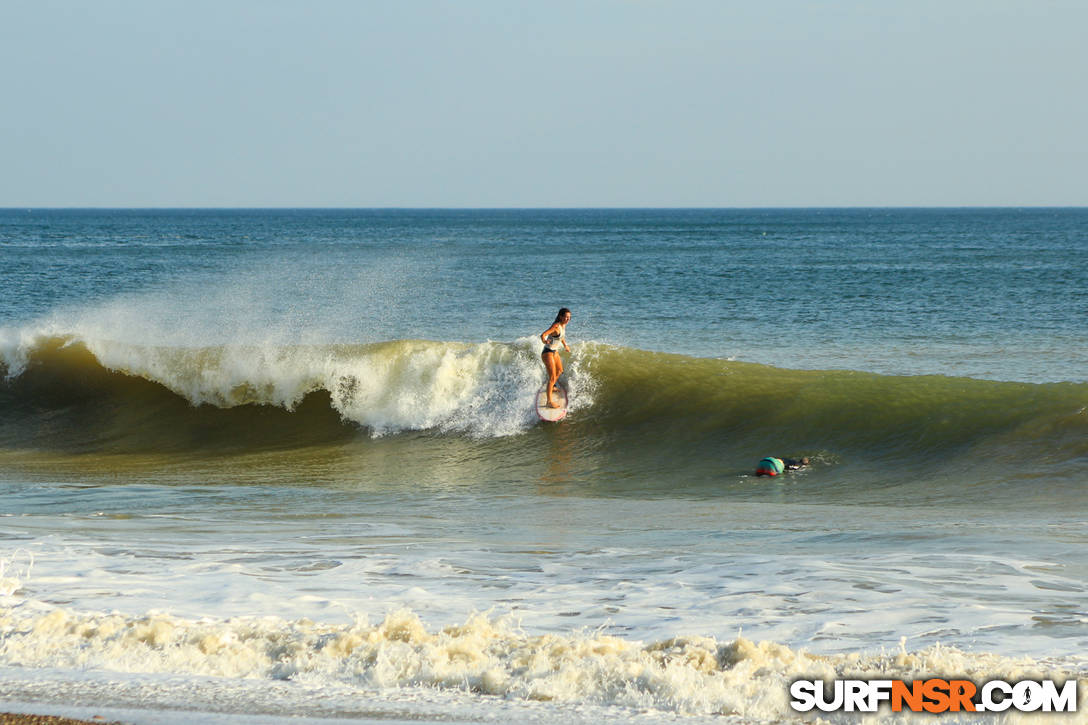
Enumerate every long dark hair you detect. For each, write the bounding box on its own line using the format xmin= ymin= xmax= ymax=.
xmin=553 ymin=307 xmax=571 ymax=325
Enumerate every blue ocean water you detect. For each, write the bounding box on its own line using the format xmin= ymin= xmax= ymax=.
xmin=3 ymin=208 xmax=1086 ymax=381
xmin=0 ymin=209 xmax=1086 ymax=724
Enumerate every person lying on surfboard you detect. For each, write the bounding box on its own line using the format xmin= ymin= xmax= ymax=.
xmin=540 ymin=307 xmax=572 ymax=408
xmin=755 ymin=456 xmax=810 ymax=477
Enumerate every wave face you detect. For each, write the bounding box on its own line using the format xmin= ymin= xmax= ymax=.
xmin=2 ymin=332 xmax=1086 ymax=492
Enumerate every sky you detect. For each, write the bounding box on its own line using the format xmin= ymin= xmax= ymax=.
xmin=2 ymin=0 xmax=1086 ymax=207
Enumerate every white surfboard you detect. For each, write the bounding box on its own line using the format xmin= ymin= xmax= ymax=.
xmin=534 ymin=382 xmax=568 ymax=422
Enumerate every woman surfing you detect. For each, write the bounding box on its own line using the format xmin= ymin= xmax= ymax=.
xmin=540 ymin=307 xmax=572 ymax=408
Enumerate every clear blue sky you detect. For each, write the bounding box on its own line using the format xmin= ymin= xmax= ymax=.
xmin=2 ymin=0 xmax=1085 ymax=207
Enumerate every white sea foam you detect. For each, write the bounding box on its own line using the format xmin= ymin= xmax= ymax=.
xmin=2 ymin=488 xmax=1086 ymax=723
xmin=0 ymin=551 xmax=33 ymax=598
xmin=0 ymin=602 xmax=1082 ymax=723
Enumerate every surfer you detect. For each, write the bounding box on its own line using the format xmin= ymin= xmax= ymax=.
xmin=755 ymin=456 xmax=810 ymax=477
xmin=540 ymin=307 xmax=572 ymax=408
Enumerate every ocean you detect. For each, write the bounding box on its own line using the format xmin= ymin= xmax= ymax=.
xmin=1 ymin=208 xmax=1085 ymax=723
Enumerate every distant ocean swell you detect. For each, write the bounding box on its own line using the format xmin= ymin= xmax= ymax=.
xmin=2 ymin=332 xmax=1086 ymax=472
xmin=0 ymin=601 xmax=1082 ymax=721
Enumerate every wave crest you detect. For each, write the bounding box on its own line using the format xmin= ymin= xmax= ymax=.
xmin=0 ymin=333 xmax=593 ymax=442
xmin=2 ymin=331 xmax=1085 ymax=479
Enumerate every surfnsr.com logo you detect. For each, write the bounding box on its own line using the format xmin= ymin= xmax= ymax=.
xmin=790 ymin=679 xmax=1078 ymax=714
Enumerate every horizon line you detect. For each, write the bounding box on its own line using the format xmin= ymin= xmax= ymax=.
xmin=3 ymin=205 xmax=1087 ymax=211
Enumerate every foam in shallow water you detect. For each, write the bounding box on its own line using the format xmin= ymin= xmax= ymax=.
xmin=1 ymin=603 xmax=1083 ymax=724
